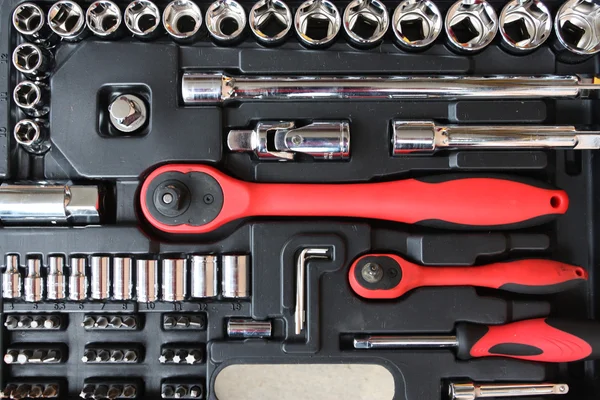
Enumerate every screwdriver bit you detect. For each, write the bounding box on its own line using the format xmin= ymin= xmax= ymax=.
xmin=44 ymin=316 xmax=60 ymax=329
xmin=121 ymin=316 xmax=137 ymax=329
xmin=82 ymin=349 xmax=96 ymax=363
xmin=186 ymin=350 xmax=203 ymax=364
xmin=30 ymin=316 xmax=44 ymax=328
xmin=12 ymin=384 xmax=31 ymax=399
xmin=3 ymin=350 xmax=18 ymax=364
xmin=107 ymin=385 xmax=123 ymax=399
xmin=42 ymin=384 xmax=59 ymax=398
xmin=123 ymin=350 xmax=138 ymax=363
xmin=109 ymin=316 xmax=123 ymax=328
xmin=80 ymin=385 xmax=95 ymax=399
xmin=189 ymin=386 xmax=202 ymax=398
xmin=96 ymin=349 xmax=111 ymax=362
xmin=4 ymin=316 xmax=18 ymax=329
xmin=94 ymin=385 xmax=109 ymax=399
xmin=122 ymin=385 xmax=137 ymax=398
xmin=110 ymin=350 xmax=124 ymax=362
xmin=159 ymin=349 xmax=175 ymax=364
xmin=29 ymin=384 xmax=44 ymax=398
xmin=18 ymin=316 xmax=32 ymax=328
xmin=82 ymin=316 xmax=95 ymax=328
xmin=174 ymin=386 xmax=188 ymax=398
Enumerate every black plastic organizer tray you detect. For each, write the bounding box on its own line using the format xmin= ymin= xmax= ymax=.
xmin=1 ymin=0 xmax=600 ymax=399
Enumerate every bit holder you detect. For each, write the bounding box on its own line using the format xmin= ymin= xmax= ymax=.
xmin=162 ymin=314 xmax=206 ymax=331
xmin=81 ymin=314 xmax=140 ymax=330
xmin=158 ymin=345 xmax=204 ymax=365
xmin=4 ymin=315 xmax=63 ymax=330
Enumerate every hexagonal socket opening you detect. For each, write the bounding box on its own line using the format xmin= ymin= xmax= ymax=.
xmin=400 ymin=17 xmax=426 ymax=41
xmin=14 ymin=121 xmax=39 ymax=144
xmin=49 ymin=3 xmax=83 ymax=34
xmin=14 ymin=45 xmax=40 ymax=72
xmin=451 ymin=17 xmax=479 ymax=43
xmin=14 ymin=5 xmax=43 ymax=33
xmin=14 ymin=83 xmax=39 ymax=107
xmin=503 ymin=17 xmax=531 ymax=43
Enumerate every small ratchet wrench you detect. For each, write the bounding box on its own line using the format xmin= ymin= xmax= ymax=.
xmin=349 ymin=254 xmax=588 ymax=299
xmin=139 ymin=164 xmax=569 ymax=235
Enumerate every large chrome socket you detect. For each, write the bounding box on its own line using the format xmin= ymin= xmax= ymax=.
xmin=14 ymin=119 xmax=50 ymax=154
xmin=48 ymin=0 xmax=87 ymax=41
xmin=86 ymin=1 xmax=123 ymax=39
xmin=554 ymin=0 xmax=600 ymax=59
xmin=499 ymin=0 xmax=552 ymax=52
xmin=206 ymin=0 xmax=247 ymax=44
xmin=343 ymin=0 xmax=389 ymax=48
xmin=163 ymin=0 xmax=203 ymax=42
xmin=12 ymin=43 xmax=53 ymax=79
xmin=125 ymin=0 xmax=161 ymax=39
xmin=13 ymin=80 xmax=49 ymax=117
xmin=392 ymin=0 xmax=443 ymax=50
xmin=249 ymin=0 xmax=293 ymax=45
xmin=445 ymin=0 xmax=498 ymax=53
xmin=12 ymin=2 xmax=56 ymax=44
xmin=295 ymin=0 xmax=341 ymax=48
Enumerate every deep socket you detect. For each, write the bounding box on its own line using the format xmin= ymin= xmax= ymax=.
xmin=445 ymin=0 xmax=498 ymax=53
xmin=24 ymin=257 xmax=43 ymax=302
xmin=392 ymin=0 xmax=443 ymax=51
xmin=343 ymin=0 xmax=389 ymax=48
xmin=163 ymin=0 xmax=203 ymax=42
xmin=113 ymin=256 xmax=133 ymax=300
xmin=12 ymin=43 xmax=53 ymax=78
xmin=48 ymin=0 xmax=87 ymax=41
xmin=2 ymin=255 xmax=22 ymax=299
xmin=46 ymin=255 xmax=66 ymax=300
xmin=68 ymin=256 xmax=88 ymax=301
xmin=86 ymin=1 xmax=123 ymax=39
xmin=13 ymin=80 xmax=49 ymax=117
xmin=162 ymin=258 xmax=187 ymax=301
xmin=499 ymin=0 xmax=552 ymax=53
xmin=294 ymin=0 xmax=341 ymax=48
xmin=136 ymin=259 xmax=158 ymax=302
xmin=12 ymin=2 xmax=56 ymax=44
xmin=227 ymin=319 xmax=272 ymax=338
xmin=124 ymin=0 xmax=162 ymax=39
xmin=190 ymin=255 xmax=218 ymax=298
xmin=13 ymin=119 xmax=50 ymax=154
xmin=221 ymin=255 xmax=250 ymax=298
xmin=205 ymin=0 xmax=247 ymax=44
xmin=90 ymin=255 xmax=110 ymax=300
xmin=249 ymin=0 xmax=293 ymax=45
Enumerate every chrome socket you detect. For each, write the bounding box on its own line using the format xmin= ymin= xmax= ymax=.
xmin=190 ymin=255 xmax=218 ymax=298
xmin=14 ymin=118 xmax=50 ymax=154
xmin=12 ymin=43 xmax=53 ymax=79
xmin=343 ymin=0 xmax=389 ymax=48
xmin=108 ymin=94 xmax=147 ymax=133
xmin=554 ymin=0 xmax=600 ymax=58
xmin=161 ymin=258 xmax=187 ymax=302
xmin=124 ymin=0 xmax=161 ymax=39
xmin=206 ymin=0 xmax=247 ymax=44
xmin=46 ymin=255 xmax=66 ymax=301
xmin=24 ymin=257 xmax=43 ymax=303
xmin=249 ymin=0 xmax=293 ymax=45
xmin=295 ymin=0 xmax=341 ymax=48
xmin=68 ymin=257 xmax=88 ymax=301
xmin=499 ymin=0 xmax=552 ymax=52
xmin=13 ymin=2 xmax=56 ymax=44
xmin=136 ymin=259 xmax=158 ymax=302
xmin=392 ymin=0 xmax=443 ymax=50
xmin=86 ymin=1 xmax=123 ymax=39
xmin=13 ymin=80 xmax=49 ymax=117
xmin=445 ymin=0 xmax=498 ymax=53
xmin=2 ymin=255 xmax=22 ymax=299
xmin=163 ymin=0 xmax=203 ymax=42
xmin=48 ymin=0 xmax=87 ymax=41
xmin=221 ymin=255 xmax=250 ymax=298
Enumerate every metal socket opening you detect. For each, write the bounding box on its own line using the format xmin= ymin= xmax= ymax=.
xmin=48 ymin=0 xmax=86 ymax=38
xmin=500 ymin=0 xmax=551 ymax=50
xmin=125 ymin=0 xmax=161 ymax=36
xmin=344 ymin=0 xmax=389 ymax=45
xmin=14 ymin=119 xmax=41 ymax=146
xmin=555 ymin=0 xmax=600 ymax=55
xmin=13 ymin=2 xmax=45 ymax=36
xmin=163 ymin=0 xmax=202 ymax=39
xmin=393 ymin=0 xmax=442 ymax=48
xmin=206 ymin=0 xmax=247 ymax=41
xmin=295 ymin=0 xmax=341 ymax=46
xmin=86 ymin=1 xmax=122 ymax=36
xmin=249 ymin=0 xmax=292 ymax=43
xmin=445 ymin=0 xmax=498 ymax=51
xmin=13 ymin=81 xmax=42 ymax=110
xmin=12 ymin=43 xmax=43 ymax=75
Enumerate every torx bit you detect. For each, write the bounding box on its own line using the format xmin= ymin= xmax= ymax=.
xmin=24 ymin=257 xmax=43 ymax=302
xmin=12 ymin=384 xmax=31 ymax=399
xmin=17 ymin=316 xmax=32 ymax=328
xmin=3 ymin=350 xmax=18 ymax=364
xmin=90 ymin=255 xmax=110 ymax=300
xmin=44 ymin=316 xmax=60 ymax=329
xmin=113 ymin=256 xmax=133 ymax=300
xmin=96 ymin=349 xmax=111 ymax=362
xmin=122 ymin=385 xmax=136 ymax=398
xmin=30 ymin=315 xmax=45 ymax=328
xmin=2 ymin=254 xmax=22 ymax=299
xmin=80 ymin=385 xmax=95 ymax=399
xmin=94 ymin=385 xmax=109 ymax=399
xmin=69 ymin=256 xmax=88 ymax=301
xmin=4 ymin=315 xmax=18 ymax=329
xmin=162 ymin=385 xmax=175 ymax=398
xmin=82 ymin=349 xmax=97 ymax=363
xmin=121 ymin=316 xmax=137 ymax=329
xmin=94 ymin=316 xmax=109 ymax=328
xmin=173 ymin=350 xmax=185 ymax=364
xmin=189 ymin=386 xmax=202 ymax=398
xmin=159 ymin=349 xmax=175 ymax=364
xmin=107 ymin=385 xmax=123 ymax=399
xmin=82 ymin=316 xmax=95 ymax=328
xmin=110 ymin=350 xmax=124 ymax=362
xmin=123 ymin=350 xmax=138 ymax=363
xmin=29 ymin=384 xmax=44 ymax=398
xmin=174 ymin=386 xmax=188 ymax=398
xmin=185 ymin=349 xmax=203 ymax=364
xmin=47 ymin=255 xmax=66 ymax=300
xmin=109 ymin=316 xmax=123 ymax=328
xmin=42 ymin=384 xmax=59 ymax=398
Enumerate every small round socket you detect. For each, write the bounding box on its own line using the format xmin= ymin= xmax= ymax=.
xmin=12 ymin=2 xmax=46 ymax=39
xmin=499 ymin=0 xmax=552 ymax=52
xmin=295 ymin=0 xmax=341 ymax=48
xmin=206 ymin=0 xmax=247 ymax=43
xmin=343 ymin=0 xmax=389 ymax=47
xmin=48 ymin=0 xmax=87 ymax=41
xmin=392 ymin=0 xmax=443 ymax=50
xmin=108 ymin=94 xmax=147 ymax=133
xmin=555 ymin=0 xmax=600 ymax=56
xmin=125 ymin=0 xmax=161 ymax=39
xmin=86 ymin=1 xmax=123 ymax=38
xmin=12 ymin=43 xmax=53 ymax=78
xmin=14 ymin=119 xmax=50 ymax=154
xmin=163 ymin=0 xmax=203 ymax=42
xmin=13 ymin=80 xmax=49 ymax=117
xmin=445 ymin=0 xmax=498 ymax=52
xmin=249 ymin=0 xmax=293 ymax=45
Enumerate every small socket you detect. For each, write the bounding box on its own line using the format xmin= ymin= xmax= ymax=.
xmin=499 ymin=0 xmax=552 ymax=52
xmin=445 ymin=0 xmax=498 ymax=53
xmin=12 ymin=3 xmax=50 ymax=42
xmin=13 ymin=80 xmax=49 ymax=117
xmin=392 ymin=0 xmax=443 ymax=50
xmin=249 ymin=0 xmax=293 ymax=45
xmin=555 ymin=0 xmax=600 ymax=56
xmin=343 ymin=0 xmax=389 ymax=47
xmin=205 ymin=0 xmax=247 ymax=43
xmin=295 ymin=0 xmax=341 ymax=48
xmin=163 ymin=0 xmax=203 ymax=42
xmin=48 ymin=0 xmax=87 ymax=41
xmin=14 ymin=118 xmax=50 ymax=154
xmin=125 ymin=0 xmax=161 ymax=39
xmin=86 ymin=1 xmax=123 ymax=38
xmin=12 ymin=43 xmax=53 ymax=78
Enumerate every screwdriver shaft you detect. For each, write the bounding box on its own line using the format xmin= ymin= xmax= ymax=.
xmin=354 ymin=335 xmax=459 ymax=349
xmin=449 ymin=382 xmax=569 ymax=399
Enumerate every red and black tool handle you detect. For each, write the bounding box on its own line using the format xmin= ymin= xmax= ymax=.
xmin=457 ymin=318 xmax=600 ymax=362
xmin=140 ymin=164 xmax=569 ymax=235
xmin=349 ymin=254 xmax=587 ymax=299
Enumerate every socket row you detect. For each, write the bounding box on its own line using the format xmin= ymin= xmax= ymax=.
xmin=1 ymin=253 xmax=250 ymax=302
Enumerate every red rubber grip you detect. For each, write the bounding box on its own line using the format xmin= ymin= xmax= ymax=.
xmin=140 ymin=164 xmax=569 ymax=234
xmin=349 ymin=255 xmax=587 ymax=299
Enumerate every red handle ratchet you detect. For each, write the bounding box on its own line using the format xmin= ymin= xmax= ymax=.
xmin=139 ymin=164 xmax=569 ymax=234
xmin=349 ymin=254 xmax=587 ymax=299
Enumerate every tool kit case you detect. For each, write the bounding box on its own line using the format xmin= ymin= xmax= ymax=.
xmin=1 ymin=0 xmax=600 ymax=399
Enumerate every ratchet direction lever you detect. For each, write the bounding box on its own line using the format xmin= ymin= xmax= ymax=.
xmin=139 ymin=164 xmax=569 ymax=234
xmin=349 ymin=254 xmax=587 ymax=299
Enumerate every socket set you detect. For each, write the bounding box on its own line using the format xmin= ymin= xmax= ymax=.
xmin=2 ymin=0 xmax=600 ymax=398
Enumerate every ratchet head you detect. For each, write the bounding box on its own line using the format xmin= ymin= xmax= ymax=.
xmin=392 ymin=0 xmax=443 ymax=50
xmin=343 ymin=0 xmax=389 ymax=48
xmin=554 ymin=0 xmax=600 ymax=56
xmin=445 ymin=0 xmax=498 ymax=53
xmin=499 ymin=0 xmax=552 ymax=52
xmin=205 ymin=0 xmax=247 ymax=44
xmin=348 ymin=254 xmax=417 ymax=299
xmin=163 ymin=0 xmax=203 ymax=42
xmin=249 ymin=0 xmax=293 ymax=45
xmin=295 ymin=0 xmax=342 ymax=48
